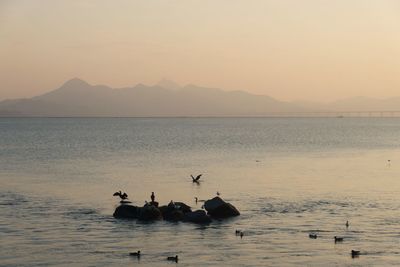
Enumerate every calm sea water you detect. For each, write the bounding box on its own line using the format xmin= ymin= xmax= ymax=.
xmin=2 ymin=118 xmax=400 ymax=266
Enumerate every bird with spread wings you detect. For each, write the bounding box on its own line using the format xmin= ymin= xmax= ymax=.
xmin=190 ymin=174 xmax=202 ymax=183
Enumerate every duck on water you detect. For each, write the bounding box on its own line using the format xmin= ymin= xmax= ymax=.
xmin=129 ymin=251 xmax=141 ymax=257
xmin=167 ymin=255 xmax=178 ymax=262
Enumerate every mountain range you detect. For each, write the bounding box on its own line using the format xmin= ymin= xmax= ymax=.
xmin=0 ymin=78 xmax=398 ymax=117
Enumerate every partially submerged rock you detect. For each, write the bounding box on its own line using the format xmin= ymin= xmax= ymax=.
xmin=113 ymin=198 xmax=239 ymax=222
xmin=138 ymin=204 xmax=162 ymax=221
xmin=113 ymin=205 xmax=140 ymax=219
xmin=204 ymin=197 xmax=240 ymax=218
xmin=159 ymin=201 xmax=192 ymax=221
xmin=159 ymin=205 xmax=185 ymax=221
xmin=149 ymin=201 xmax=159 ymax=207
xmin=184 ymin=210 xmax=212 ymax=224
xmin=114 ymin=201 xmax=191 ymax=222
xmin=113 ymin=204 xmax=162 ymax=221
xmin=173 ymin=202 xmax=192 ymax=213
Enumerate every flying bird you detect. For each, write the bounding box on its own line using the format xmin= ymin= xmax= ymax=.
xmin=191 ymin=174 xmax=202 ymax=183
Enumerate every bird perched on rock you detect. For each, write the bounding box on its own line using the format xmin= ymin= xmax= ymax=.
xmin=167 ymin=255 xmax=178 ymax=262
xmin=191 ymin=174 xmax=202 ymax=183
xmin=113 ymin=191 xmax=128 ymax=201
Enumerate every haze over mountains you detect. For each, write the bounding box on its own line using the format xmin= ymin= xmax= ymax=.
xmin=0 ymin=78 xmax=399 ymax=117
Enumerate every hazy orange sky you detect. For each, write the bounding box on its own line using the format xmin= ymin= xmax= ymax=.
xmin=1 ymin=0 xmax=400 ymax=102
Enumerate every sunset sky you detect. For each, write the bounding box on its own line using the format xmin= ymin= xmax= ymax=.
xmin=1 ymin=0 xmax=400 ymax=102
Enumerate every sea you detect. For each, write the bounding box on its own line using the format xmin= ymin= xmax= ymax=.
xmin=1 ymin=117 xmax=400 ymax=266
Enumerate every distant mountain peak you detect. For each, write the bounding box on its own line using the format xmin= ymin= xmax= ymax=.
xmin=156 ymin=79 xmax=180 ymax=90
xmin=61 ymin=78 xmax=90 ymax=88
xmin=0 ymin=78 xmax=307 ymax=117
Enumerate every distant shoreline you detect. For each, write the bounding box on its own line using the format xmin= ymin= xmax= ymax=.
xmin=1 ymin=115 xmax=400 ymax=119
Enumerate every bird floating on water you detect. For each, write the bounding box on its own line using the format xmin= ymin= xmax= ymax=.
xmin=167 ymin=255 xmax=178 ymax=262
xmin=235 ymin=230 xmax=244 ymax=238
xmin=129 ymin=250 xmax=141 ymax=257
xmin=191 ymin=174 xmax=202 ymax=183
xmin=351 ymin=250 xmax=360 ymax=257
xmin=334 ymin=236 xmax=344 ymax=243
xmin=309 ymin=233 xmax=318 ymax=239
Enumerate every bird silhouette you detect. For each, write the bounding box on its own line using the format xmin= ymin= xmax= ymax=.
xmin=129 ymin=250 xmax=141 ymax=257
xmin=191 ymin=174 xmax=202 ymax=183
xmin=113 ymin=191 xmax=128 ymax=200
xmin=309 ymin=233 xmax=317 ymax=239
xmin=194 ymin=197 xmax=205 ymax=204
xmin=167 ymin=255 xmax=178 ymax=262
xmin=334 ymin=236 xmax=344 ymax=243
xmin=351 ymin=250 xmax=360 ymax=258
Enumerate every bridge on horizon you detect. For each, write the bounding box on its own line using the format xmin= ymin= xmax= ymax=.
xmin=263 ymin=111 xmax=400 ymax=117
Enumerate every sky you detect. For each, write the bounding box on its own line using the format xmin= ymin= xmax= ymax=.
xmin=1 ymin=0 xmax=400 ymax=102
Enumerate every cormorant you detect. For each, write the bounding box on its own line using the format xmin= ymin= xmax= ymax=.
xmin=113 ymin=191 xmax=128 ymax=200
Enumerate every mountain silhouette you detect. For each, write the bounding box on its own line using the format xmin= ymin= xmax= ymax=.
xmin=0 ymin=78 xmax=306 ymax=117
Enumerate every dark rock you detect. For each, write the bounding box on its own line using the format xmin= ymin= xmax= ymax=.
xmin=166 ymin=209 xmax=185 ymax=221
xmin=159 ymin=201 xmax=191 ymax=221
xmin=204 ymin=197 xmax=240 ymax=218
xmin=138 ymin=205 xmax=162 ymax=221
xmin=150 ymin=201 xmax=159 ymax=207
xmin=113 ymin=205 xmax=140 ymax=219
xmin=173 ymin=202 xmax=192 ymax=213
xmin=184 ymin=210 xmax=212 ymax=224
xmin=159 ymin=205 xmax=169 ymax=216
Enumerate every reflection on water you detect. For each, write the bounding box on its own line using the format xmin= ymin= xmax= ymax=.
xmin=1 ymin=118 xmax=400 ymax=266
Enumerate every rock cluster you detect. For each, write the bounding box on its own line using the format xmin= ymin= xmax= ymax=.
xmin=113 ymin=197 xmax=239 ymax=223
